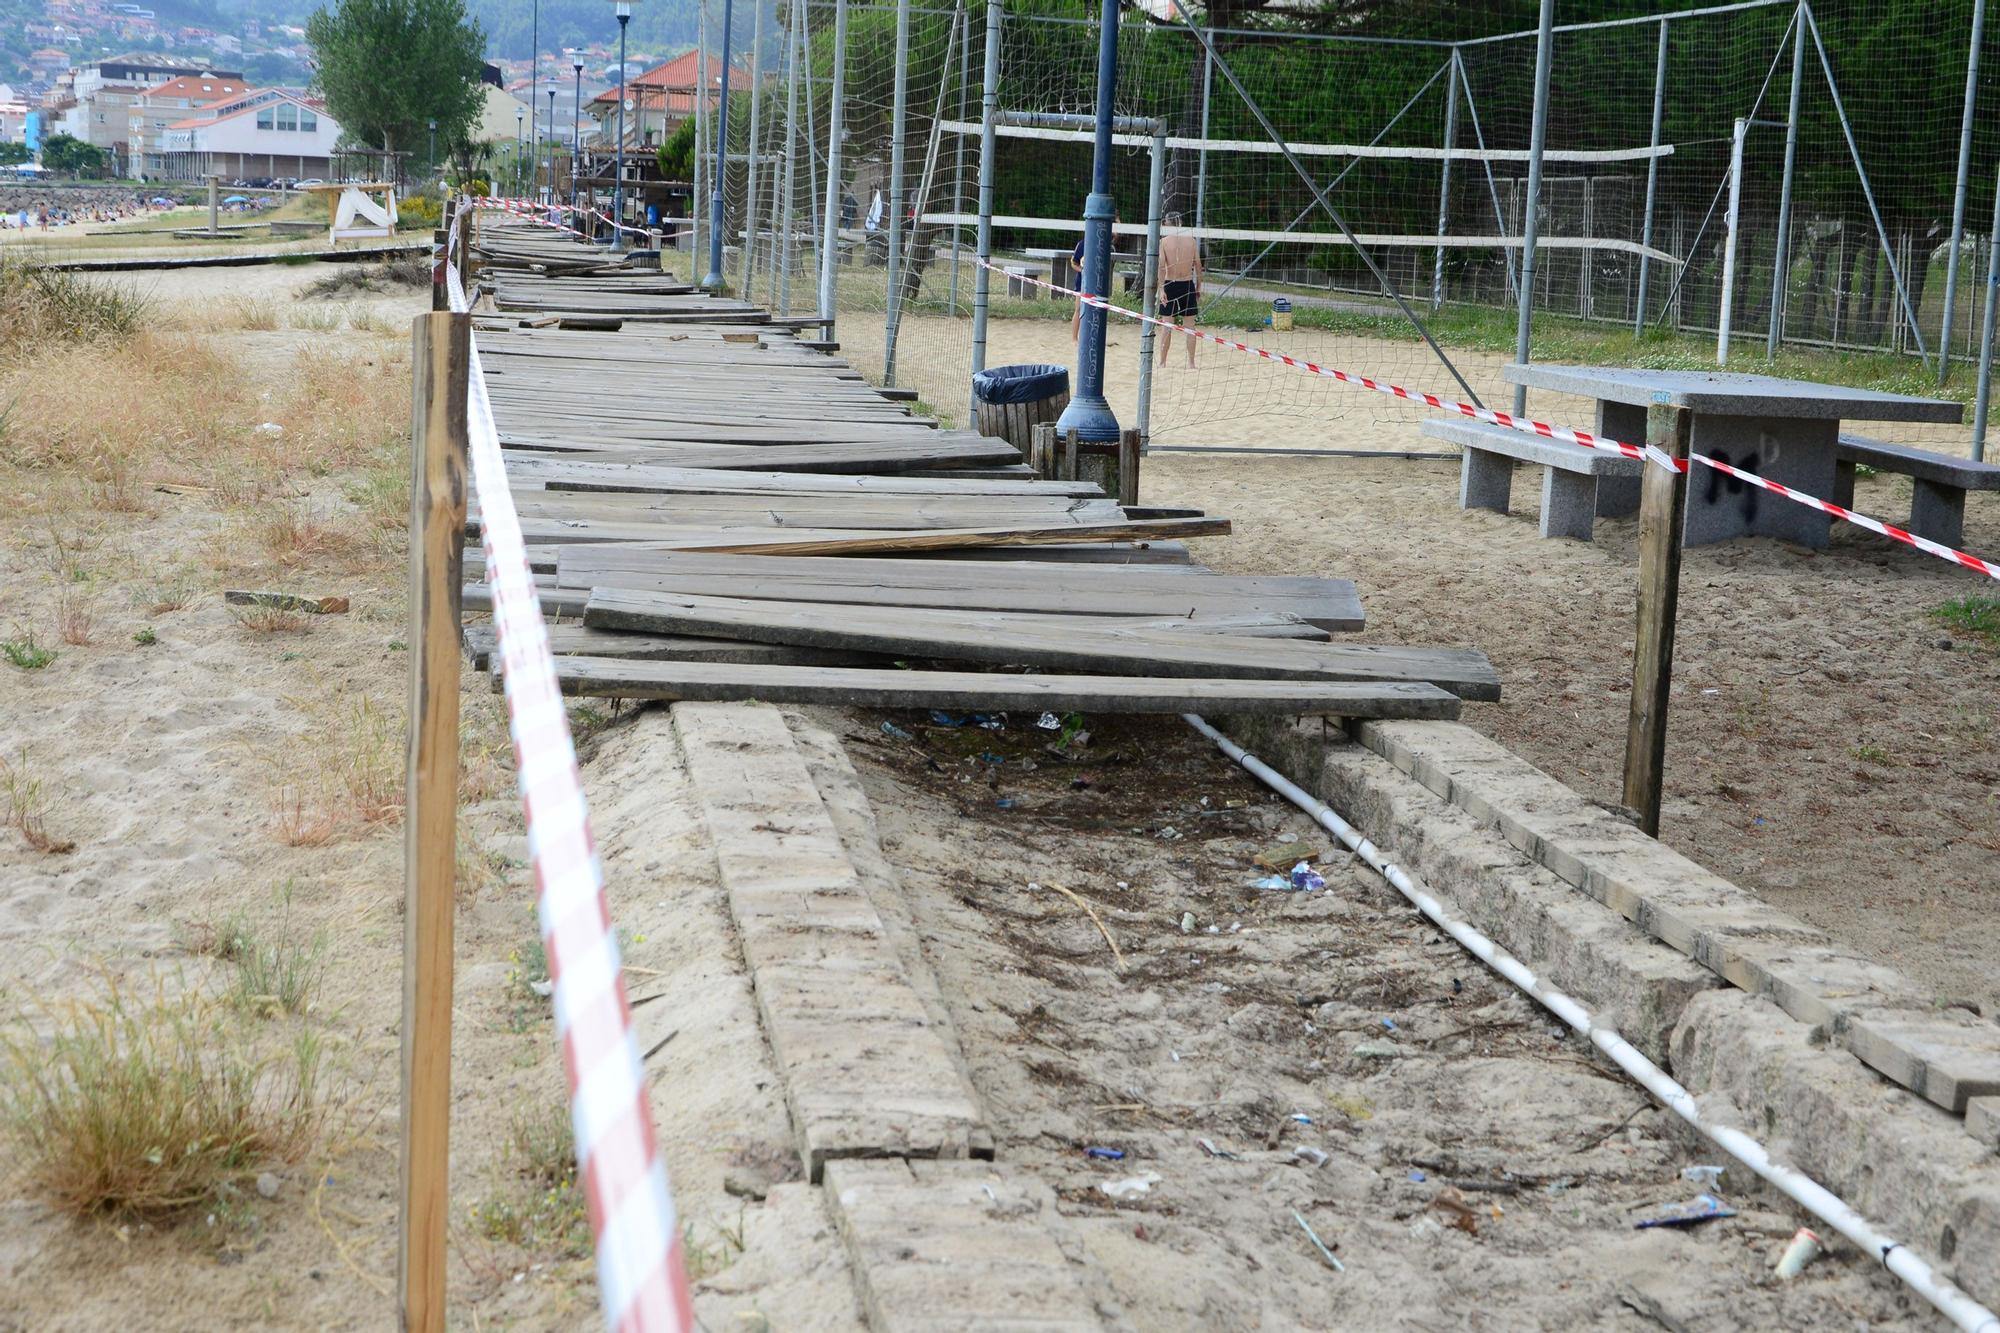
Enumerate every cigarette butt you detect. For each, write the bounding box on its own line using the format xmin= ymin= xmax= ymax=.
xmin=1774 ymin=1227 xmax=1823 ymax=1279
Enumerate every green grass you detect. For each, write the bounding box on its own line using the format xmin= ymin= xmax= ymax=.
xmin=1933 ymin=596 xmax=2000 ymax=648
xmin=227 ymin=886 xmax=326 ymax=1019
xmin=2 ymin=634 xmax=57 ymax=669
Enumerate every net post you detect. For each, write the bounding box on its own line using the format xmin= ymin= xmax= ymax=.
xmin=883 ymin=0 xmax=911 ymax=386
xmin=1634 ymin=17 xmax=1668 ymax=337
xmin=1137 ymin=123 xmax=1165 ymax=442
xmin=1767 ymin=5 xmax=1806 ymax=361
xmin=1510 ymin=0 xmax=1554 ymax=417
xmin=817 ymin=0 xmax=847 ymax=340
xmin=1719 ymin=116 xmax=1746 ymax=365
xmin=1622 ymin=405 xmax=1690 ymax=839
xmin=693 ymin=0 xmax=707 ymax=277
xmin=398 ymin=309 xmax=471 ymax=1333
xmin=1973 ymin=164 xmax=2000 ymax=461
xmin=1939 ymin=0 xmax=1987 ymax=383
xmin=1431 ymin=48 xmax=1458 ymax=312
xmin=967 ymin=0 xmax=1000 ymax=427
xmin=740 ymin=0 xmax=767 ymax=300
xmin=776 ymin=0 xmax=801 ymax=312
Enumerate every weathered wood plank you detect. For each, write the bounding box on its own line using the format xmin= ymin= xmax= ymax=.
xmin=561 ymin=657 xmax=1465 ymax=717
xmin=581 ymin=588 xmax=1497 ymax=695
xmin=505 ymin=515 xmax=1231 ymax=554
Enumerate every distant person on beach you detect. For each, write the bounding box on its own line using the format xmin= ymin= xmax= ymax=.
xmin=1156 ymin=212 xmax=1201 ymax=370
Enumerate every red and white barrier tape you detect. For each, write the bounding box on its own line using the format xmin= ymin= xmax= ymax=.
xmin=988 ymin=258 xmax=1999 ymax=581
xmin=444 ymin=209 xmax=694 ymax=1333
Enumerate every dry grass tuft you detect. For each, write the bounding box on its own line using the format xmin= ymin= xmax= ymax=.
xmin=270 ymin=785 xmax=341 ymax=848
xmin=0 ymin=261 xmax=152 ymax=357
xmin=0 ymin=974 xmax=324 ymax=1217
xmin=230 ymin=604 xmax=312 ymax=634
xmin=226 ymin=887 xmax=326 ymax=1019
xmin=256 ymin=500 xmax=363 ymax=570
xmin=334 ymin=693 xmax=403 ymax=826
xmin=0 ymin=751 xmax=76 ymax=854
xmin=55 ymin=588 xmax=96 ymax=646
xmin=222 ymin=297 xmax=280 ymax=331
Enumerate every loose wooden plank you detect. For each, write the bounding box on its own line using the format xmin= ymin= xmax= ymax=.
xmin=555 ymin=550 xmax=1363 ymax=630
xmin=582 ymin=588 xmax=1498 ymax=698
xmin=507 ymin=515 xmax=1232 ymax=554
xmin=559 ymin=657 xmax=1465 ymax=717
xmin=504 ymin=454 xmax=1104 ymax=497
xmin=459 ymin=623 xmax=877 ymax=671
xmin=494 ymin=493 xmax=1126 ymax=533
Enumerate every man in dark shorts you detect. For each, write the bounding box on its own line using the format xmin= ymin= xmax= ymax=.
xmin=1156 ymin=212 xmax=1201 ymax=369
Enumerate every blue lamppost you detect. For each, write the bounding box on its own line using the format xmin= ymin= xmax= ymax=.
xmin=612 ymin=0 xmax=635 ymax=252
xmin=546 ymin=88 xmax=556 ymax=197
xmin=1054 ymin=0 xmax=1122 ymax=443
xmin=571 ymin=57 xmax=584 ymax=212
xmin=702 ymin=0 xmax=737 ymax=290
xmin=515 ymin=105 xmax=524 ymax=193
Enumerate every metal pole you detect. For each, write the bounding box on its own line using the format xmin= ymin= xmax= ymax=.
xmin=546 ymin=88 xmax=556 ymax=200
xmin=1431 ymin=50 xmax=1459 ymax=311
xmin=1510 ymin=0 xmax=1555 ymax=416
xmin=1137 ymin=124 xmax=1165 ymax=442
xmin=613 ymin=6 xmax=630 ymax=253
xmin=705 ymin=0 xmax=737 ymax=289
xmin=1801 ymin=2 xmax=1931 ymax=370
xmin=1052 ymin=0 xmax=1124 ymax=442
xmin=740 ymin=0 xmax=767 ymax=298
xmin=818 ymin=0 xmax=848 ymax=335
xmin=1940 ymin=0 xmax=1986 ymax=382
xmin=1634 ymin=17 xmax=1668 ymax=336
xmin=967 ymin=0 xmax=999 ymax=425
xmin=1973 ymin=165 xmax=2000 ymax=460
xmin=1456 ymin=53 xmax=1518 ymax=301
xmin=778 ymin=0 xmax=801 ymax=311
xmin=1719 ymin=116 xmax=1746 ymax=364
xmin=529 ymin=0 xmax=539 ymax=187
xmin=801 ymin=1 xmax=822 ymax=290
xmin=948 ymin=5 xmax=969 ymax=312
xmin=694 ymin=0 xmax=708 ymax=273
xmin=571 ymin=63 xmax=582 ymax=213
xmin=1194 ymin=42 xmax=1212 ymax=234
xmin=1767 ymin=6 xmax=1806 ymax=360
xmin=884 ymin=0 xmax=911 ymax=385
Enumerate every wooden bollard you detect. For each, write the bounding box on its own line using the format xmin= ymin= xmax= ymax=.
xmin=1622 ymin=404 xmax=1691 ymax=837
xmin=1030 ymin=422 xmax=1056 ymax=479
xmin=399 ymin=311 xmax=471 ymax=1333
xmin=1117 ymin=428 xmax=1142 ymax=506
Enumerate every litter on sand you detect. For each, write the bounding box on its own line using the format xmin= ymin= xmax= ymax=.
xmin=1100 ymin=1172 xmax=1162 ymax=1201
xmin=879 ymin=721 xmax=915 ymax=742
xmin=1634 ymin=1194 xmax=1737 ymax=1229
xmin=1774 ymin=1227 xmax=1824 ymax=1278
xmin=1197 ymin=1138 xmax=1239 ymax=1160
xmin=1085 ymin=1147 xmax=1126 ymax=1161
xmin=1292 ymin=1146 xmax=1329 ymax=1168
xmin=1291 ymin=1210 xmax=1345 ymax=1273
xmin=1253 ymin=839 xmax=1320 ymax=869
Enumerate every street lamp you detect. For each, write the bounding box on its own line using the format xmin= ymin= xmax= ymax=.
xmin=612 ymin=0 xmax=636 ymax=253
xmin=529 ymin=0 xmax=540 ymax=191
xmin=703 ymin=0 xmax=736 ymax=290
xmin=571 ymin=56 xmax=584 ymax=213
xmin=427 ymin=118 xmax=436 ymax=184
xmin=546 ymin=89 xmax=556 ymax=199
xmin=1053 ymin=0 xmax=1123 ymax=443
xmin=515 ymin=105 xmax=525 ymax=194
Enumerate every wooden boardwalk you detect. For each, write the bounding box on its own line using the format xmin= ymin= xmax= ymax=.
xmin=462 ymin=219 xmax=1500 ymax=718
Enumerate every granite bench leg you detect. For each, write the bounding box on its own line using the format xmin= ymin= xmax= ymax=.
xmin=1908 ymin=478 xmax=1966 ymax=548
xmin=1595 ymin=474 xmax=1641 ymax=518
xmin=1540 ymin=467 xmax=1597 ymax=541
xmin=1833 ymin=459 xmax=1856 ymax=509
xmin=1459 ymin=448 xmax=1512 ymax=513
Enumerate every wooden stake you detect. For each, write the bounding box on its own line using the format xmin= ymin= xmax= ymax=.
xmin=1117 ymin=428 xmax=1142 ymax=506
xmin=1621 ymin=404 xmax=1691 ymax=837
xmin=399 ymin=311 xmax=471 ymax=1333
xmin=431 ymin=228 xmax=448 ymax=312
xmin=1030 ymin=422 xmax=1056 ymax=478
xmin=1060 ymin=428 xmax=1080 ymax=482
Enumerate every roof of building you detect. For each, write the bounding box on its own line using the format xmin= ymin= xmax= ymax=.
xmin=168 ymin=88 xmax=323 ymax=132
xmin=588 ymin=48 xmax=749 ymax=105
xmin=140 ymin=74 xmax=248 ymax=104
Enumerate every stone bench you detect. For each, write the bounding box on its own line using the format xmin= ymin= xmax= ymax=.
xmin=1002 ymin=265 xmax=1046 ymax=299
xmin=1834 ymin=434 xmax=2000 ymax=548
xmin=1423 ymin=417 xmax=1644 ymax=541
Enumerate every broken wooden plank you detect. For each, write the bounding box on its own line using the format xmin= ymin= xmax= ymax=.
xmin=555 ymin=550 xmax=1362 ymax=631
xmin=557 ymin=657 xmax=1465 ymax=717
xmin=505 ymin=515 xmax=1232 ymax=555
xmin=582 ymin=588 xmax=1498 ymax=698
xmin=459 ymin=623 xmax=875 ymax=671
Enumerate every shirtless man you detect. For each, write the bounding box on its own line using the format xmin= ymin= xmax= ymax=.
xmin=1156 ymin=213 xmax=1200 ymax=369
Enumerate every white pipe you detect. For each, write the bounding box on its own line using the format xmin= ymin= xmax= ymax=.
xmin=1181 ymin=713 xmax=2000 ymax=1333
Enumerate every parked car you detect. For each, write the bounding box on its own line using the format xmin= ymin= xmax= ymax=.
xmin=294 ymin=178 xmax=326 ymax=189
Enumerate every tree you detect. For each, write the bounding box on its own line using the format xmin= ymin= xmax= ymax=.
xmin=39 ymin=134 xmax=106 ymax=177
xmin=0 ymin=142 xmax=30 ymax=167
xmin=656 ymin=113 xmax=696 ymax=184
xmin=307 ymin=0 xmax=487 ymax=160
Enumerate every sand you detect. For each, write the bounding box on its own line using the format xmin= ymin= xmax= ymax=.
xmin=845 ymin=306 xmax=2000 ymax=1017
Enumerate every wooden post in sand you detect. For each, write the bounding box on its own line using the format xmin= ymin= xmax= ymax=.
xmin=1621 ymin=404 xmax=1691 ymax=837
xmin=399 ymin=310 xmax=471 ymax=1332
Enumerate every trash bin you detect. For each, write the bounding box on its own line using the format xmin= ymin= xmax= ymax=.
xmin=1271 ymin=296 xmax=1293 ymax=332
xmin=971 ymin=363 xmax=1071 ymax=460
